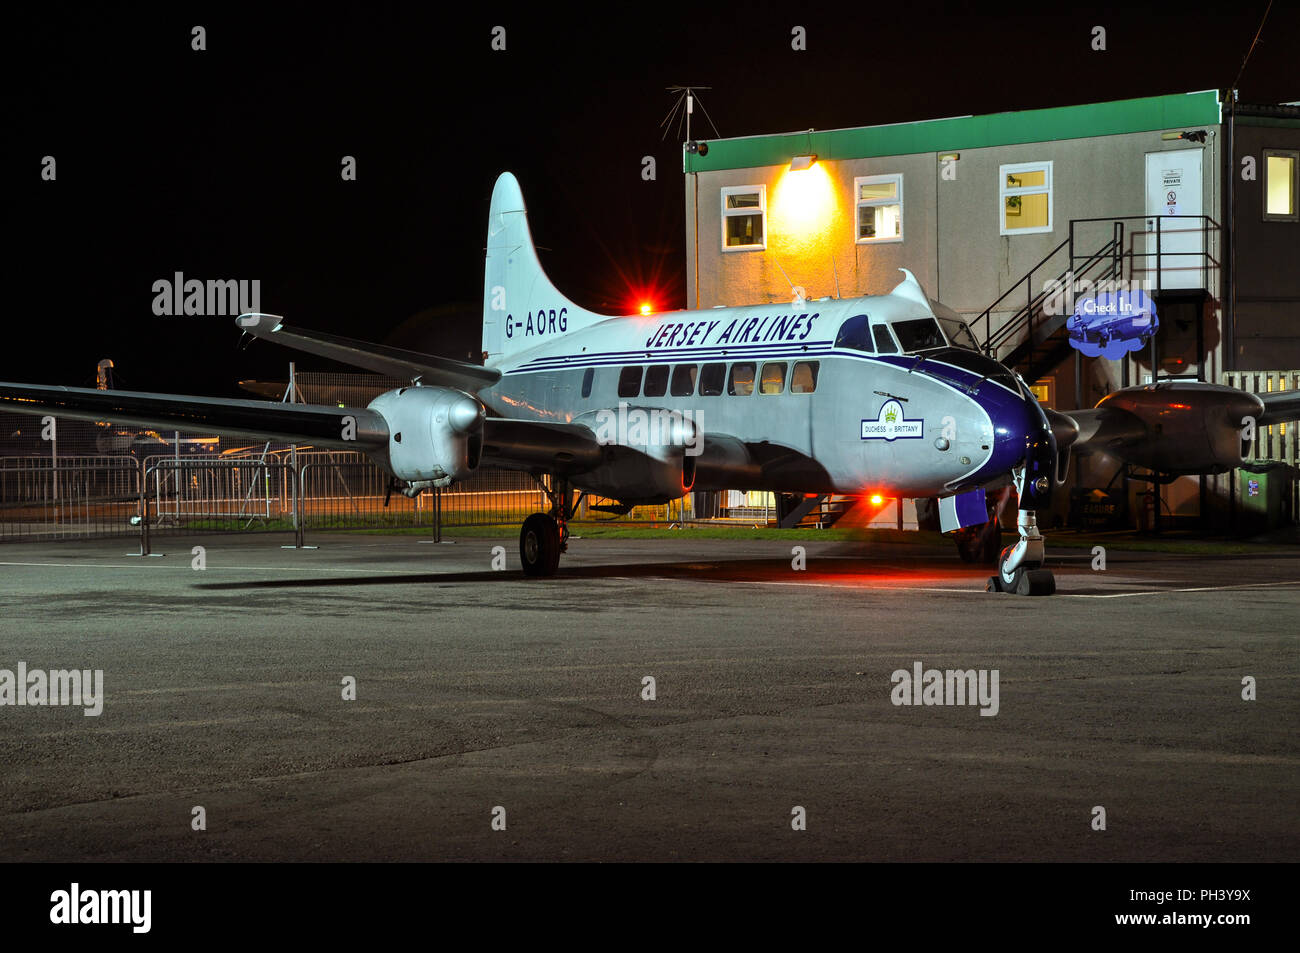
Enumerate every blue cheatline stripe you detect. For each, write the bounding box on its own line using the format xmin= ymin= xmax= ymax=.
xmin=514 ymin=337 xmax=838 ymax=368
xmin=503 ymin=348 xmax=1021 ymax=398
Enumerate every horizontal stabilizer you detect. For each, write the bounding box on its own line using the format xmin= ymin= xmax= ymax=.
xmin=236 ymin=313 xmax=501 ymax=392
xmin=0 ymin=382 xmax=389 ymax=450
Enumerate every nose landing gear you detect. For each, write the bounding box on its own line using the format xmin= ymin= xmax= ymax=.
xmin=986 ymin=467 xmax=1056 ymax=596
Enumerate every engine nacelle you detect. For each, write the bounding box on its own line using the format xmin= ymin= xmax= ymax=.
xmin=573 ymin=406 xmax=699 ymax=503
xmin=367 ymin=386 xmax=485 ymax=486
xmin=1097 ymin=381 xmax=1264 ymax=474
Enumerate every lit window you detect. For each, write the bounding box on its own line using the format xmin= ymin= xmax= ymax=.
xmin=790 ymin=361 xmax=820 ymax=393
xmin=643 ymin=364 xmax=669 ymax=397
xmin=854 ymin=174 xmax=902 ymax=243
xmin=617 ymin=366 xmax=642 ymax=398
xmin=759 ymin=362 xmax=787 ymax=395
xmin=670 ymin=364 xmax=698 ymax=397
xmin=698 ymin=363 xmax=726 ymax=396
xmin=728 ymin=362 xmax=756 ymax=396
xmin=721 ymin=186 xmax=766 ymax=251
xmin=999 ymin=161 xmax=1053 ymax=235
xmin=1264 ymin=150 xmax=1298 ymax=222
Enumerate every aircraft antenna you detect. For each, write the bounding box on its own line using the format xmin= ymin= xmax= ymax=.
xmin=831 ymin=255 xmax=841 ymax=299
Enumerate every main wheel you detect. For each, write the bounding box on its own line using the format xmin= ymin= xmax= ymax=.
xmin=520 ymin=513 xmax=561 ymax=577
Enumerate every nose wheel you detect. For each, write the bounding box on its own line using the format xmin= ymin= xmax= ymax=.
xmin=988 ymin=545 xmax=1055 ymax=596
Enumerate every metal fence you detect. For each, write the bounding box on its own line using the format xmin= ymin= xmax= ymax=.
xmin=0 ymin=456 xmax=140 ymax=542
xmin=0 ymin=450 xmax=693 ymax=545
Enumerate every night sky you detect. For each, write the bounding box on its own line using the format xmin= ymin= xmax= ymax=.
xmin=8 ymin=2 xmax=1296 ymax=398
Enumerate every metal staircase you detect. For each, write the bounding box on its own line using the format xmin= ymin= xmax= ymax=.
xmin=776 ymin=493 xmax=860 ymax=529
xmin=971 ymin=216 xmax=1218 ymax=384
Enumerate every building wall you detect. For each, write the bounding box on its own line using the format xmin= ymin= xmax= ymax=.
xmin=1231 ymin=120 xmax=1300 ymax=369
xmin=686 ymin=124 xmax=1225 ymax=387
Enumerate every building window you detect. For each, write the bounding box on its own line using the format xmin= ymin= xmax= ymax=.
xmin=617 ymin=366 xmax=642 ymax=398
xmin=728 ymin=362 xmax=756 ymax=396
xmin=721 ymin=185 xmax=766 ymax=251
xmin=854 ymin=175 xmax=902 ymax=243
xmin=759 ymin=362 xmax=787 ymax=395
xmin=1264 ymin=150 xmax=1298 ymax=222
xmin=790 ymin=361 xmax=820 ymax=393
xmin=999 ymin=161 xmax=1053 ymax=235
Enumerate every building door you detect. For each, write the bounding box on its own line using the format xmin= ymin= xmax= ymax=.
xmin=1143 ymin=150 xmax=1204 ymax=292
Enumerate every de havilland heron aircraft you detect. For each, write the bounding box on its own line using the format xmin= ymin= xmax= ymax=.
xmin=3 ymin=172 xmax=1299 ymax=594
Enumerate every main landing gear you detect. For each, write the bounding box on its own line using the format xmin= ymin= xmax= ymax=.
xmin=986 ymin=467 xmax=1056 ymax=596
xmin=519 ymin=476 xmax=581 ymax=577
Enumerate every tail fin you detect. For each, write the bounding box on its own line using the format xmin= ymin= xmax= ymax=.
xmin=481 ymin=172 xmax=608 ymax=365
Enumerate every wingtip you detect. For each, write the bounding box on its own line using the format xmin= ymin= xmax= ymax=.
xmin=236 ymin=313 xmax=284 ymax=334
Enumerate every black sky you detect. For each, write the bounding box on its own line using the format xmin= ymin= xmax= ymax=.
xmin=7 ymin=2 xmax=1296 ymax=396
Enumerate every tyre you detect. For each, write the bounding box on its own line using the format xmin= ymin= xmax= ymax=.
xmin=519 ymin=513 xmax=561 ymax=577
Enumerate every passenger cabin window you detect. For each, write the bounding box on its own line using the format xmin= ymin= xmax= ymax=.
xmin=834 ymin=314 xmax=874 ymax=352
xmin=699 ymin=363 xmax=726 ymax=396
xmin=580 ymin=367 xmax=595 ymax=398
xmin=999 ymin=161 xmax=1053 ymax=235
xmin=854 ymin=174 xmax=903 ymax=243
xmin=617 ymin=366 xmax=643 ymax=398
xmin=728 ymin=362 xmax=756 ymax=396
xmin=872 ymin=325 xmax=898 ymax=354
xmin=721 ymin=186 xmax=766 ymax=251
xmin=760 ymin=362 xmax=787 ymax=395
xmin=643 ymin=364 xmax=669 ymax=397
xmin=670 ymin=364 xmax=698 ymax=397
xmin=891 ymin=318 xmax=946 ymax=352
xmin=790 ymin=361 xmax=819 ymax=394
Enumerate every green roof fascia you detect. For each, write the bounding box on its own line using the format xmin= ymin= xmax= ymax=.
xmin=684 ymin=90 xmax=1222 ymax=173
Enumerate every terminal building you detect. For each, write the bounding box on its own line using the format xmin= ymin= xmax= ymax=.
xmin=683 ymin=90 xmax=1300 ymax=529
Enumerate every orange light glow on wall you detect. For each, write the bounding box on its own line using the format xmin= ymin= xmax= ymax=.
xmin=770 ymin=161 xmax=837 ymax=242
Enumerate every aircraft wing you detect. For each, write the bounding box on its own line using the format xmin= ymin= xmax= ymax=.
xmin=0 ymin=382 xmax=390 ymax=450
xmin=235 ymin=313 xmax=501 ymax=393
xmin=0 ymin=381 xmax=605 ymax=475
xmin=1045 ymin=406 xmax=1147 ymax=453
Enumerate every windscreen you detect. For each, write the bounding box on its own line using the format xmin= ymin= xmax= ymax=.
xmin=891 ymin=318 xmax=946 ymax=353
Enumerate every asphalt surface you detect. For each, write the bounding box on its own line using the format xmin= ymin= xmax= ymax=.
xmin=0 ymin=530 xmax=1296 ymax=862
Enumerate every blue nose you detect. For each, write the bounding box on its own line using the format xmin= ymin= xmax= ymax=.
xmin=969 ymin=385 xmax=1056 ymax=505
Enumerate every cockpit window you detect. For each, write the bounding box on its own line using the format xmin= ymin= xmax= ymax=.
xmin=872 ymin=324 xmax=898 ymax=354
xmin=834 ymin=314 xmax=874 ymax=352
xmin=938 ymin=316 xmax=979 ymax=352
xmin=891 ymin=318 xmax=946 ymax=352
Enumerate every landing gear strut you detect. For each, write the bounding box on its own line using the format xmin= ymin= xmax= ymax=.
xmin=519 ymin=476 xmax=580 ymax=577
xmin=986 ymin=467 xmax=1056 ymax=596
